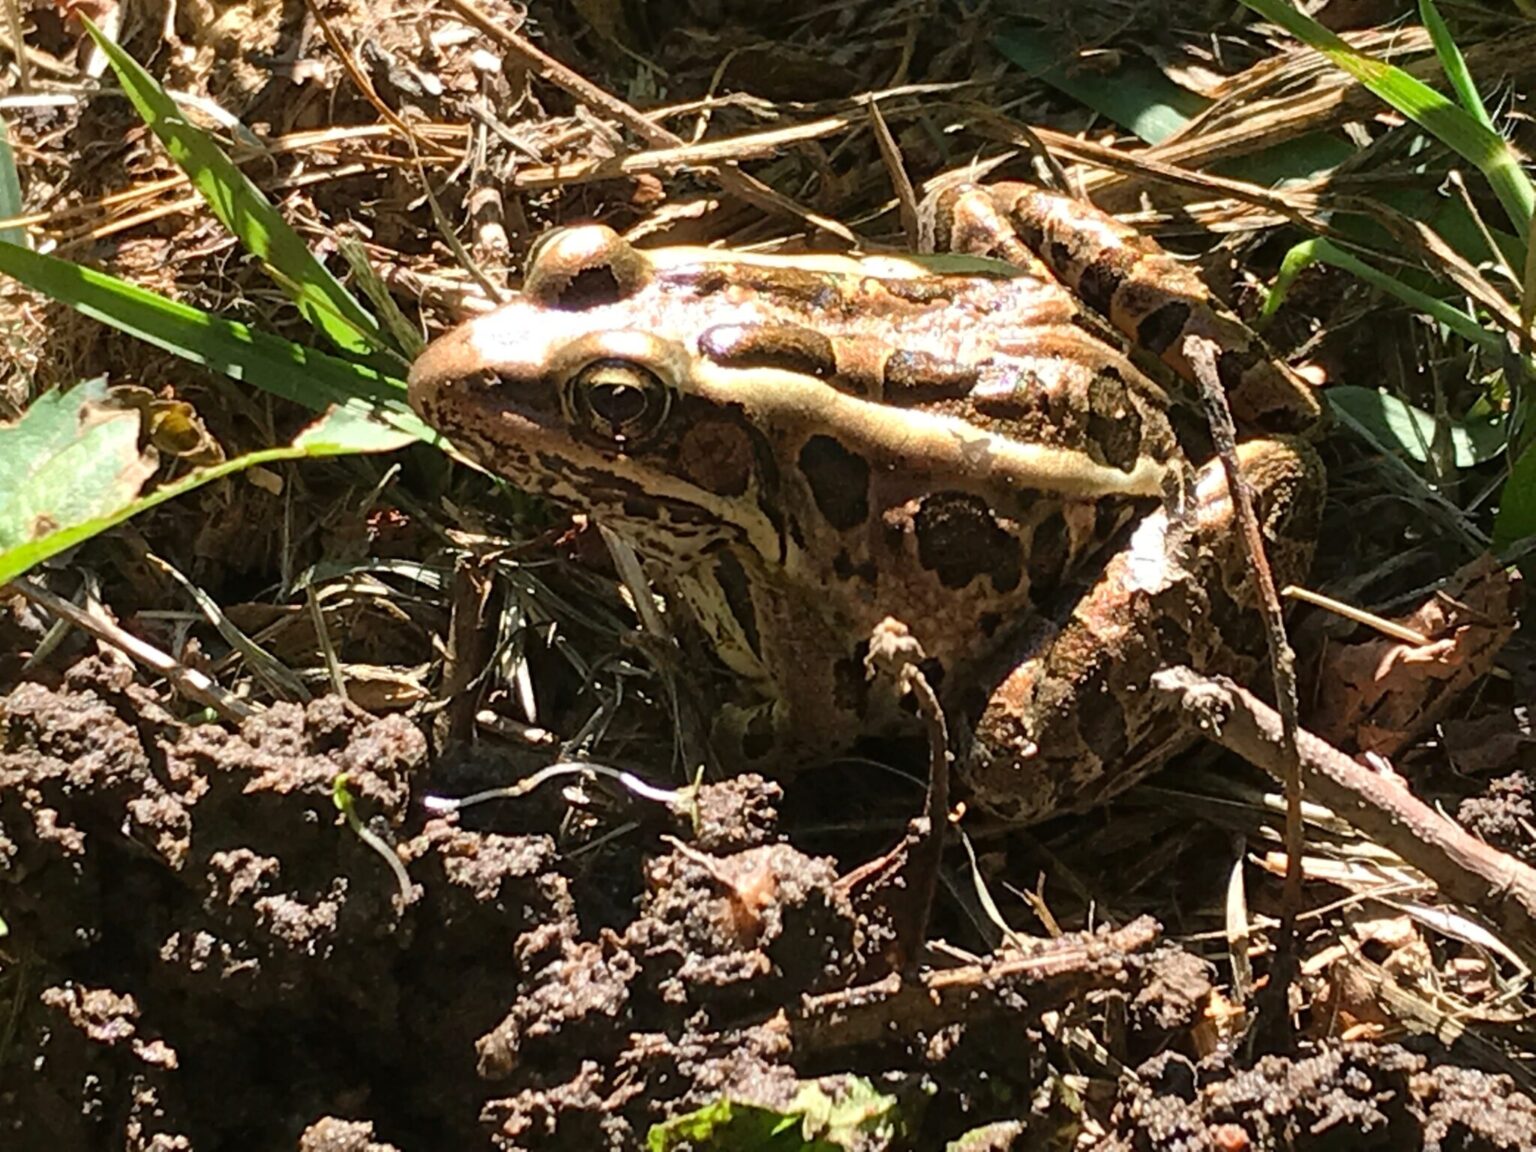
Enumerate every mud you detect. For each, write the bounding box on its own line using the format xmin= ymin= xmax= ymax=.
xmin=3 ymin=660 xmax=1533 ymax=1149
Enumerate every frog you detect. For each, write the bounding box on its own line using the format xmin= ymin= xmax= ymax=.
xmin=408 ymin=181 xmax=1324 ymax=822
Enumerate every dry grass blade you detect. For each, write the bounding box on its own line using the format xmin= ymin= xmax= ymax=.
xmin=439 ymin=0 xmax=856 ymax=242
xmin=1238 ymin=0 xmax=1533 ymax=233
xmin=7 ymin=576 xmax=256 ymax=722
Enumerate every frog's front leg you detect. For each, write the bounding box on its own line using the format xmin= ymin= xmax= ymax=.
xmin=956 ymin=437 xmax=1323 ymax=824
xmin=921 ymin=181 xmax=1322 ymax=434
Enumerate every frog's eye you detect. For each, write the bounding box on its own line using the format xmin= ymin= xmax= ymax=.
xmin=566 ymin=358 xmax=673 ymax=447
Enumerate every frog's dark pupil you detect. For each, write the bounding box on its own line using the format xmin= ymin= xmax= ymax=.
xmin=591 ymin=381 xmax=647 ymax=426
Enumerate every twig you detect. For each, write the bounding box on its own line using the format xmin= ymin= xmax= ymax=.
xmin=1150 ymin=666 xmax=1536 ymax=974
xmin=865 ymin=99 xmax=919 ymax=246
xmin=1184 ymin=334 xmax=1305 ymax=1047
xmin=836 ymin=620 xmax=950 ymax=971
xmin=505 ymin=112 xmax=868 ymax=191
xmin=299 ymin=0 xmax=446 ymax=157
xmin=2 ymin=0 xmax=30 ymax=91
xmin=1282 ymin=584 xmax=1432 ymax=646
xmin=881 ymin=620 xmax=949 ymax=961
xmin=438 ymin=554 xmax=498 ymax=747
xmin=788 ymin=918 xmax=1161 ymax=1054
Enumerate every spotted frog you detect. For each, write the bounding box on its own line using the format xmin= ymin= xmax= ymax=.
xmin=408 ymin=182 xmax=1324 ymax=822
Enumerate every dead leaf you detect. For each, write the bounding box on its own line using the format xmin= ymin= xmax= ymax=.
xmin=1310 ymin=555 xmax=1521 ymax=757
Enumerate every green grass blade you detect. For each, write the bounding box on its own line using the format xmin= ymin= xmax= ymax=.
xmin=1522 ymin=207 xmax=1536 ymax=347
xmin=0 ymin=241 xmax=431 ymax=442
xmin=82 ymin=18 xmax=387 ymax=358
xmin=1418 ymin=0 xmax=1496 ymax=130
xmin=340 ymin=236 xmax=425 ymax=360
xmin=1264 ymin=237 xmax=1498 ymax=351
xmin=1239 ymin=0 xmax=1533 ymax=235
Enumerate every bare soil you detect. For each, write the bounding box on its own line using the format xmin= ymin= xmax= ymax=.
xmin=5 ymin=661 xmax=1536 ymax=1149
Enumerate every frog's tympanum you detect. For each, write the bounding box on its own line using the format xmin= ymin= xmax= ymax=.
xmin=409 ymin=182 xmax=1324 ymax=823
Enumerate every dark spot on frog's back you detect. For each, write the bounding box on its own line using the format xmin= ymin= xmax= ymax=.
xmin=677 ymin=264 xmax=839 ymax=310
xmin=1009 ymin=212 xmax=1045 ymax=252
xmin=1085 ymin=371 xmax=1143 ymax=473
xmin=1217 ymin=345 xmax=1262 ymax=392
xmin=882 ymin=350 xmax=980 ymax=396
xmin=622 ymin=493 xmax=661 ymax=520
xmin=1136 ymin=301 xmax=1193 ymax=355
xmin=1075 ymin=246 xmax=1138 ymax=317
xmin=1046 ymin=240 xmax=1076 ymax=281
xmin=699 ymin=324 xmax=837 ymax=379
xmin=798 ymin=436 xmax=870 ymax=531
xmin=914 ymin=493 xmax=1022 ymax=592
xmin=1025 ymin=511 xmax=1068 ymax=603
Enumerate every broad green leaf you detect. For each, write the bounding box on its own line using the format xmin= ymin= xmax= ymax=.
xmin=293 ymin=402 xmax=418 ymax=452
xmin=993 ymin=29 xmax=1205 ymax=145
xmin=0 ymin=240 xmax=431 ymax=443
xmin=1328 ymin=384 xmax=1505 ymax=468
xmin=647 ymin=1079 xmax=901 ymax=1152
xmin=82 ymin=18 xmax=389 ymax=360
xmin=0 ymin=377 xmax=157 ymax=554
xmin=0 ymin=111 xmax=26 ymax=248
xmin=1496 ymin=438 xmax=1536 ymax=548
xmin=0 ymin=403 xmax=406 ymax=586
